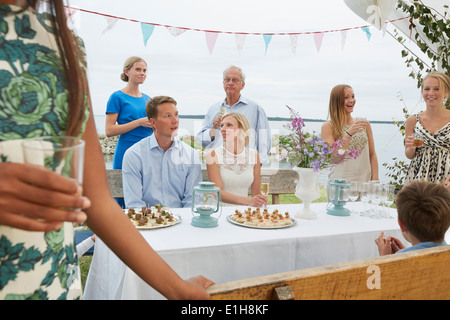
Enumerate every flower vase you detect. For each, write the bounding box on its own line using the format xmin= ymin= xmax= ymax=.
xmin=294 ymin=167 xmax=320 ymax=219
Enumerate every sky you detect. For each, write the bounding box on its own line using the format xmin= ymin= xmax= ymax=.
xmin=68 ymin=0 xmax=431 ymax=122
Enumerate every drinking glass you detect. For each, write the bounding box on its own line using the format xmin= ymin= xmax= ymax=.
xmin=383 ymin=184 xmax=395 ymax=218
xmin=22 ymin=135 xmax=85 ymax=186
xmin=370 ymin=181 xmax=382 ymax=219
xmin=360 ymin=182 xmax=371 ymax=217
xmin=261 ymin=176 xmax=270 ymax=209
xmin=348 ymin=181 xmax=360 ymax=215
xmin=413 ymin=132 xmax=424 ymax=147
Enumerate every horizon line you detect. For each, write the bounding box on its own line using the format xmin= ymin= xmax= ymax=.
xmin=94 ymin=114 xmax=403 ymax=124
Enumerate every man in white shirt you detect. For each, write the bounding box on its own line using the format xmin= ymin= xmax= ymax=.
xmin=196 ymin=65 xmax=271 ymax=164
xmin=122 ymin=96 xmax=202 ymax=208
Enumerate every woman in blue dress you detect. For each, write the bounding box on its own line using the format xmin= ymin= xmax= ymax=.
xmin=105 ymin=56 xmax=153 ymax=207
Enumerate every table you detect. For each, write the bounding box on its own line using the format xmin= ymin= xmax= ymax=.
xmin=83 ymin=202 xmax=403 ymax=300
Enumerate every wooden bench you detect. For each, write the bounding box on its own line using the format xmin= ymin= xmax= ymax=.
xmin=207 ymin=245 xmax=450 ymax=300
xmin=106 ymin=168 xmax=299 ymax=204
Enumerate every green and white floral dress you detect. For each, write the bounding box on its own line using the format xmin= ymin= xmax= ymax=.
xmin=0 ymin=5 xmax=89 ymax=300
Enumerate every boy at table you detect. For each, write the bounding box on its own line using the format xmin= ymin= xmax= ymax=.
xmin=122 ymin=96 xmax=202 ymax=208
xmin=375 ymin=181 xmax=450 ymax=255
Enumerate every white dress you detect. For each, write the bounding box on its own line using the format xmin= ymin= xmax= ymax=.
xmin=328 ymin=125 xmax=372 ymax=183
xmin=214 ymin=146 xmax=258 ymax=205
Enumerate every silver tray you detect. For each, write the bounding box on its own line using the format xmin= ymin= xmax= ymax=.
xmin=227 ymin=214 xmax=296 ymax=229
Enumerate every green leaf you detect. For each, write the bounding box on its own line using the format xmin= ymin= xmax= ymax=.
xmin=17 ymin=246 xmax=42 ymax=272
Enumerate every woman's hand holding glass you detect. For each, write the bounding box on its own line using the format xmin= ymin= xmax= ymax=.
xmin=0 ymin=162 xmax=90 ymax=232
xmin=348 ymin=118 xmax=367 ymax=135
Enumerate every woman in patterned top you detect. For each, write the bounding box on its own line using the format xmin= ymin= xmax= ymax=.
xmin=321 ymin=84 xmax=379 ymax=183
xmin=404 ymin=71 xmax=450 ymax=185
xmin=0 ymin=0 xmax=212 ymax=300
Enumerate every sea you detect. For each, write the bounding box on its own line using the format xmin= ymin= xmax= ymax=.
xmin=94 ymin=115 xmax=408 ymax=183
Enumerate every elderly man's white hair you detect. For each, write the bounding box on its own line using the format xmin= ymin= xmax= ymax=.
xmin=223 ymin=65 xmax=246 ymax=82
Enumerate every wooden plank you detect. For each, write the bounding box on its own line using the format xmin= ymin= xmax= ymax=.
xmin=207 ymin=245 xmax=450 ymax=300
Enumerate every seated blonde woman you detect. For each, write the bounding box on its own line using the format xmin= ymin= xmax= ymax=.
xmin=206 ymin=112 xmax=268 ymax=207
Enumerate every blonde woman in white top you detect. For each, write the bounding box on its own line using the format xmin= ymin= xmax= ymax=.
xmin=206 ymin=113 xmax=268 ymax=207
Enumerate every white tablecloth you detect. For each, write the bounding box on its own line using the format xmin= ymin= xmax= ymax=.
xmin=83 ymin=202 xmax=404 ymax=300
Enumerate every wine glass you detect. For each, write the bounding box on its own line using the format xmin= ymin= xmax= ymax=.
xmin=383 ymin=184 xmax=395 ymax=218
xmin=348 ymin=181 xmax=360 ymax=215
xmin=360 ymin=182 xmax=371 ymax=217
xmin=261 ymin=177 xmax=270 ymax=209
xmin=370 ymin=181 xmax=382 ymax=219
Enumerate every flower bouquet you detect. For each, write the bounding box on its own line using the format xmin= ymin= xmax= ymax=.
xmin=279 ymin=106 xmax=360 ymax=171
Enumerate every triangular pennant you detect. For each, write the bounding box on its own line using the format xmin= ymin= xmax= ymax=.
xmin=263 ymin=34 xmax=272 ymax=55
xmin=289 ymin=34 xmax=298 ymax=55
xmin=64 ymin=7 xmax=77 ymax=22
xmin=205 ymin=31 xmax=218 ymax=55
xmin=64 ymin=7 xmax=78 ymax=29
xmin=234 ymin=33 xmax=247 ymax=55
xmin=340 ymin=30 xmax=347 ymax=50
xmin=167 ymin=26 xmax=187 ymax=37
xmin=101 ymin=17 xmax=118 ymax=35
xmin=313 ymin=32 xmax=324 ymax=52
xmin=141 ymin=23 xmax=155 ymax=47
xmin=361 ymin=26 xmax=371 ymax=41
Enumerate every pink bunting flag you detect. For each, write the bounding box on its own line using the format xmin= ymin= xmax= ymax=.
xmin=313 ymin=32 xmax=324 ymax=53
xmin=205 ymin=31 xmax=219 ymax=55
xmin=234 ymin=34 xmax=247 ymax=55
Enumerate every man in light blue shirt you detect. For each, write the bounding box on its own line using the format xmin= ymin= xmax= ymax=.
xmin=122 ymin=96 xmax=202 ymax=208
xmin=196 ymin=65 xmax=271 ymax=164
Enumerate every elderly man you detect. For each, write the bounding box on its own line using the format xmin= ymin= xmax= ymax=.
xmin=122 ymin=96 xmax=202 ymax=208
xmin=196 ymin=65 xmax=271 ymax=164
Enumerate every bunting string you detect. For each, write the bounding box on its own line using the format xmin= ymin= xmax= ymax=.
xmin=65 ymin=5 xmax=410 ymax=54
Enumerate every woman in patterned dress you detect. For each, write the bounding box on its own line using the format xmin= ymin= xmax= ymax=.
xmin=404 ymin=71 xmax=450 ymax=185
xmin=206 ymin=112 xmax=268 ymax=207
xmin=0 ymin=0 xmax=212 ymax=300
xmin=321 ymin=84 xmax=379 ymax=183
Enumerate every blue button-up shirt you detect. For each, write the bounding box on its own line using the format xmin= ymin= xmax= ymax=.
xmin=122 ymin=135 xmax=202 ymax=208
xmin=196 ymin=96 xmax=271 ymax=164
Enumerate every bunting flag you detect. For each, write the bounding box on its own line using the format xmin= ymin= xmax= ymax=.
xmin=341 ymin=30 xmax=348 ymax=50
xmin=234 ymin=34 xmax=247 ymax=55
xmin=101 ymin=17 xmax=118 ymax=35
xmin=313 ymin=32 xmax=324 ymax=52
xmin=141 ymin=23 xmax=155 ymax=47
xmin=263 ymin=34 xmax=272 ymax=55
xmin=65 ymin=6 xmax=409 ymax=54
xmin=361 ymin=26 xmax=372 ymax=41
xmin=289 ymin=34 xmax=298 ymax=55
xmin=205 ymin=31 xmax=219 ymax=55
xmin=167 ymin=26 xmax=187 ymax=37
